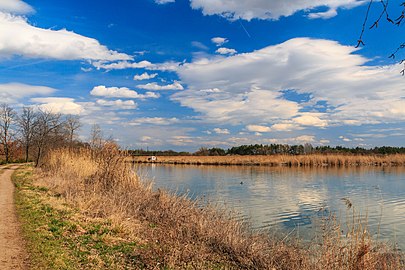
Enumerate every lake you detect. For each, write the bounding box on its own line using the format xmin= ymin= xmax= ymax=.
xmin=136 ymin=164 xmax=405 ymax=250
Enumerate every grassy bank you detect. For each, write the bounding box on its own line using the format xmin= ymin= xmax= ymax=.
xmin=14 ymin=147 xmax=404 ymax=269
xmin=13 ymin=165 xmax=143 ymax=269
xmin=131 ymin=154 xmax=405 ymax=167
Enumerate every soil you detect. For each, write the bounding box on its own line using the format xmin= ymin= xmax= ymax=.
xmin=0 ymin=166 xmax=29 ymax=269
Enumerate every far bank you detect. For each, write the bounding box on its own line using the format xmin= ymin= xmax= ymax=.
xmin=130 ymin=154 xmax=405 ymax=167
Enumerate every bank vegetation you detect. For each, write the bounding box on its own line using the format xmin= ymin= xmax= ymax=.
xmin=131 ymin=154 xmax=405 ymax=167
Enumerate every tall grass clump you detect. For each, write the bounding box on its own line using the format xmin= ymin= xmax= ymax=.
xmin=40 ymin=146 xmax=404 ymax=269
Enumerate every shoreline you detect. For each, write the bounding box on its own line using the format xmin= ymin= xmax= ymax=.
xmin=129 ymin=154 xmax=405 ymax=167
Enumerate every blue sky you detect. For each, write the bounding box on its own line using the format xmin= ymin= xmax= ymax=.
xmin=1 ymin=0 xmax=405 ymax=151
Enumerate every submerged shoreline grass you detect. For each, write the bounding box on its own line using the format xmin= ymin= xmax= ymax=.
xmin=131 ymin=154 xmax=405 ymax=167
xmin=14 ymin=147 xmax=405 ymax=269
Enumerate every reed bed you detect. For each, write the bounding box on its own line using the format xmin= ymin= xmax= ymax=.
xmin=131 ymin=154 xmax=405 ymax=167
xmin=40 ymin=146 xmax=404 ymax=269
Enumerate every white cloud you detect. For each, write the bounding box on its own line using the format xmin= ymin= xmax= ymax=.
xmin=145 ymin=61 xmax=182 ymax=71
xmin=133 ymin=72 xmax=158 ymax=81
xmin=140 ymin=136 xmax=152 ymax=142
xmin=211 ymin=37 xmax=228 ymax=46
xmin=137 ymin=81 xmax=184 ymax=91
xmin=200 ymin=88 xmax=221 ymax=93
xmin=246 ymin=125 xmax=271 ymax=133
xmin=93 ymin=60 xmax=152 ymax=70
xmin=271 ymin=123 xmax=300 ymax=132
xmin=154 ymin=0 xmax=175 ymax=4
xmin=0 ymin=82 xmax=55 ymax=103
xmin=265 ymin=135 xmax=316 ymax=144
xmin=293 ymin=113 xmax=328 ymax=127
xmin=129 ymin=117 xmax=179 ymax=126
xmin=189 ymin=0 xmax=364 ymax=21
xmin=167 ymin=135 xmax=195 ymax=146
xmin=192 ymin=41 xmax=209 ymax=50
xmin=339 ymin=136 xmax=352 ymax=142
xmin=90 ymin=85 xmax=160 ymax=99
xmin=216 ymin=47 xmax=237 ymax=55
xmin=0 ymin=13 xmax=132 ymax=61
xmin=307 ymin=8 xmax=338 ymax=19
xmin=31 ymin=97 xmax=84 ymax=115
xmin=93 ymin=60 xmax=181 ymax=71
xmin=96 ymin=99 xmax=137 ymax=109
xmin=213 ymin=128 xmax=230 ymax=134
xmin=0 ymin=0 xmax=33 ymax=14
xmin=172 ymin=38 xmax=405 ymax=129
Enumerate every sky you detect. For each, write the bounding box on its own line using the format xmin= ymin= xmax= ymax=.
xmin=1 ymin=0 xmax=405 ymax=151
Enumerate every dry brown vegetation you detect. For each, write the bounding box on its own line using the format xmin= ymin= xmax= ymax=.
xmin=37 ymin=146 xmax=404 ymax=269
xmin=131 ymin=154 xmax=405 ymax=167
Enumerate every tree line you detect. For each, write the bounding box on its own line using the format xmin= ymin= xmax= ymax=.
xmin=0 ymin=104 xmax=83 ymax=166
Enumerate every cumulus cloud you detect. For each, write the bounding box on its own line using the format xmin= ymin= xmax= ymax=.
xmin=0 ymin=82 xmax=55 ymax=103
xmin=246 ymin=125 xmax=271 ymax=133
xmin=211 ymin=37 xmax=228 ymax=46
xmin=172 ymin=38 xmax=405 ymax=129
xmin=189 ymin=0 xmax=364 ymax=21
xmin=293 ymin=113 xmax=328 ymax=127
xmin=137 ymin=81 xmax=184 ymax=91
xmin=0 ymin=0 xmax=33 ymax=14
xmin=90 ymin=85 xmax=160 ymax=99
xmin=129 ymin=117 xmax=179 ymax=126
xmin=216 ymin=47 xmax=237 ymax=55
xmin=0 ymin=13 xmax=132 ymax=62
xmin=96 ymin=99 xmax=137 ymax=109
xmin=133 ymin=72 xmax=158 ymax=81
xmin=31 ymin=97 xmax=84 ymax=115
xmin=213 ymin=128 xmax=230 ymax=134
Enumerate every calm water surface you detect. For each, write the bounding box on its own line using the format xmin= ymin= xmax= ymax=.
xmin=136 ymin=164 xmax=405 ymax=249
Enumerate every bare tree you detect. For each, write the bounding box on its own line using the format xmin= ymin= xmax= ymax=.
xmin=32 ymin=109 xmax=64 ymax=166
xmin=357 ymin=1 xmax=405 ymax=73
xmin=90 ymin=124 xmax=103 ymax=149
xmin=16 ymin=107 xmax=37 ymax=162
xmin=0 ymin=104 xmax=16 ymax=163
xmin=64 ymin=115 xmax=81 ymax=147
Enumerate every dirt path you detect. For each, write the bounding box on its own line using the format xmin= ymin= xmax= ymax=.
xmin=0 ymin=166 xmax=29 ymax=269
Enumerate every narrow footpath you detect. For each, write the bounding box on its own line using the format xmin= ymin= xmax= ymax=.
xmin=0 ymin=166 xmax=29 ymax=269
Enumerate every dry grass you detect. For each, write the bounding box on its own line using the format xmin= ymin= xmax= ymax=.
xmin=39 ymin=146 xmax=404 ymax=269
xmin=131 ymin=154 xmax=405 ymax=167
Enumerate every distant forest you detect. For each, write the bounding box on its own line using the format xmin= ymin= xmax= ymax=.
xmin=129 ymin=144 xmax=405 ymax=156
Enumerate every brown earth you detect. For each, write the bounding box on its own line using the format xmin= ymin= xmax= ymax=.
xmin=0 ymin=166 xmax=29 ymax=269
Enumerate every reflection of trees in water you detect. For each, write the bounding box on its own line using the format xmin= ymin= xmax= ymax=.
xmin=137 ymin=163 xmax=405 ymax=249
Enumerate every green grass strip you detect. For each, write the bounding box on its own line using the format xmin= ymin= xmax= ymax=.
xmin=13 ymin=166 xmax=143 ymax=270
